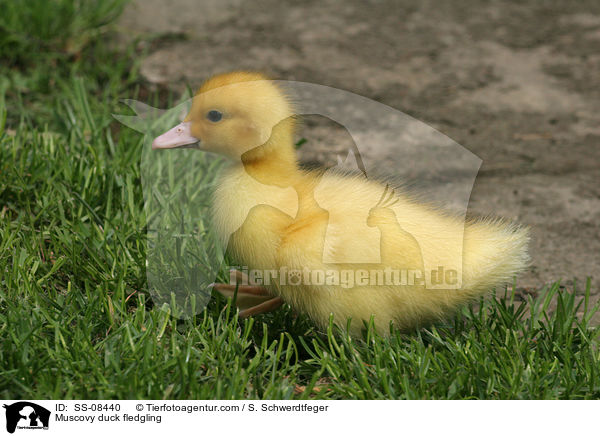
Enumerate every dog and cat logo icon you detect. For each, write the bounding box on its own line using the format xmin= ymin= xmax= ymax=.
xmin=3 ymin=402 xmax=50 ymax=433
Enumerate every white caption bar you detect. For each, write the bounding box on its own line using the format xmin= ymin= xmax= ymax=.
xmin=0 ymin=400 xmax=594 ymax=435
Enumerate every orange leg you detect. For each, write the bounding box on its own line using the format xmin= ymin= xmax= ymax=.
xmin=239 ymin=296 xmax=284 ymax=318
xmin=211 ymin=280 xmax=284 ymax=316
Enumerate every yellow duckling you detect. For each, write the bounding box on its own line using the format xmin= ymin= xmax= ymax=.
xmin=152 ymin=71 xmax=529 ymax=336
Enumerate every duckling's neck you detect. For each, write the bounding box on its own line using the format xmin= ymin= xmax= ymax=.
xmin=239 ymin=119 xmax=301 ymax=188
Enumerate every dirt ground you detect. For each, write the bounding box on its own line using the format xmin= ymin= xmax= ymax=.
xmin=117 ymin=0 xmax=600 ymax=307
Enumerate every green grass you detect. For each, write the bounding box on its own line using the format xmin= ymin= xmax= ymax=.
xmin=1 ymin=0 xmax=599 ymax=400
xmin=0 ymin=0 xmax=128 ymax=67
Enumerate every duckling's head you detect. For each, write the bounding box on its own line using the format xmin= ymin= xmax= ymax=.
xmin=152 ymin=71 xmax=296 ymax=162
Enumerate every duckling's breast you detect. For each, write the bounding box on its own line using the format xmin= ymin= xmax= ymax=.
xmin=211 ymin=165 xmax=298 ymax=270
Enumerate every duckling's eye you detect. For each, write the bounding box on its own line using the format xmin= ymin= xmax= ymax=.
xmin=206 ymin=110 xmax=223 ymax=122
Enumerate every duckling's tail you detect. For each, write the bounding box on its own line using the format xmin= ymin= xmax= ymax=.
xmin=461 ymin=218 xmax=530 ymax=295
